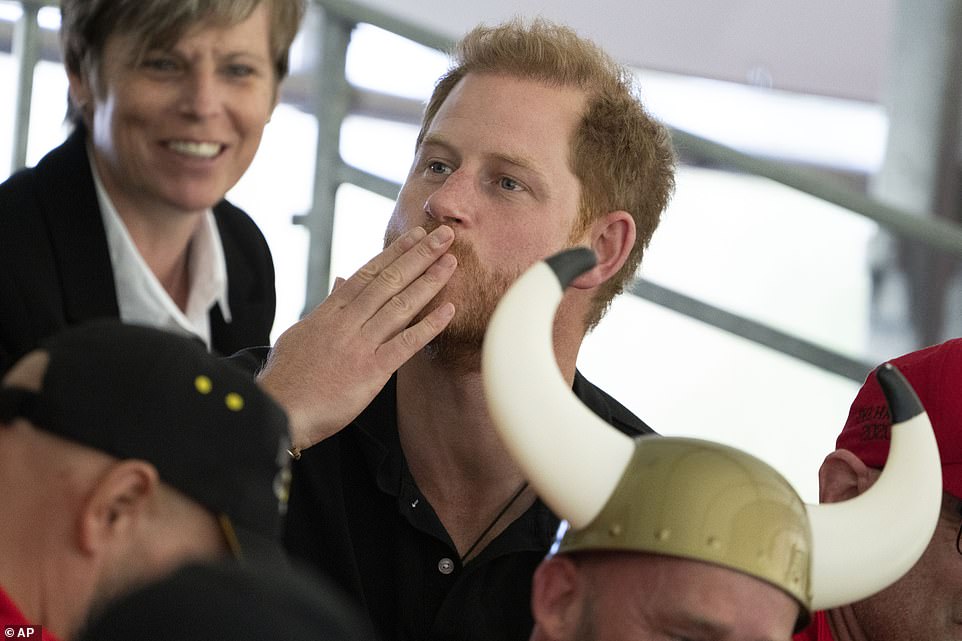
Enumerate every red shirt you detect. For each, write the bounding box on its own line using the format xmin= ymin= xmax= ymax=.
xmin=0 ymin=587 xmax=62 ymax=641
xmin=794 ymin=611 xmax=835 ymax=641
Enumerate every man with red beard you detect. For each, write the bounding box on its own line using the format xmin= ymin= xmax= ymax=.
xmin=265 ymin=18 xmax=675 ymax=641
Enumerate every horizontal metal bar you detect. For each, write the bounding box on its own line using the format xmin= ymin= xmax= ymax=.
xmin=313 ymin=0 xmax=454 ymax=51
xmin=628 ymin=277 xmax=874 ymax=382
xmin=671 ymin=129 xmax=962 ymax=260
xmin=337 ymin=163 xmax=402 ymax=201
xmin=350 ymin=86 xmax=425 ymax=125
xmin=291 ymin=163 xmax=401 ymax=227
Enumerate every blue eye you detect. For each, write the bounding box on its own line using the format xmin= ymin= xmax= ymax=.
xmin=427 ymin=161 xmax=452 ymax=175
xmin=499 ymin=176 xmax=522 ymax=191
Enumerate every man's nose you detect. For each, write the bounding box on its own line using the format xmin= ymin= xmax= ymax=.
xmin=423 ymin=170 xmax=476 ymax=226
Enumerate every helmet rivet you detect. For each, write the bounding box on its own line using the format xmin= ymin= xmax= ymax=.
xmin=656 ymin=528 xmax=671 ymax=541
xmin=706 ymin=536 xmax=721 ymax=550
xmin=608 ymin=524 xmax=623 ymax=537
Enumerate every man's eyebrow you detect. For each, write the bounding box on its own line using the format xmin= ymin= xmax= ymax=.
xmin=419 ymin=134 xmax=456 ymax=154
xmin=488 ymin=150 xmax=545 ymax=178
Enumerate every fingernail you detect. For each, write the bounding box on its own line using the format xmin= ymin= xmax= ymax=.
xmin=429 ymin=225 xmax=454 ymax=247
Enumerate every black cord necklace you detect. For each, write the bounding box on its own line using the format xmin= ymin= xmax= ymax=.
xmin=460 ymin=480 xmax=529 ymax=562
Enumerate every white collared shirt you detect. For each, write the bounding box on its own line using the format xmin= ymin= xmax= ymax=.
xmin=90 ymin=151 xmax=232 ymax=350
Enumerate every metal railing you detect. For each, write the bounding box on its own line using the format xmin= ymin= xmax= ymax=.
xmin=305 ymin=0 xmax=909 ymax=381
xmin=11 ymin=0 xmax=962 ymax=382
xmin=7 ymin=0 xmax=55 ymax=172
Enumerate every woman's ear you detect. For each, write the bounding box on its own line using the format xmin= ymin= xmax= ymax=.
xmin=67 ymin=69 xmax=94 ymax=124
xmin=818 ymin=449 xmax=876 ymax=504
xmin=569 ymin=211 xmax=635 ymax=290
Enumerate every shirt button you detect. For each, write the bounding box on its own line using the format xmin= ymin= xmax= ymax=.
xmin=438 ymin=557 xmax=455 ymax=575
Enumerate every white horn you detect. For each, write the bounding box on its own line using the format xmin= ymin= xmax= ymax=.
xmin=482 ymin=248 xmax=634 ymax=528
xmin=807 ymin=363 xmax=941 ymax=610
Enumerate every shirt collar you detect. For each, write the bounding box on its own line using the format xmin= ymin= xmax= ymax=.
xmin=351 ymin=374 xmax=558 ymax=559
xmin=89 ymin=147 xmax=232 ymax=349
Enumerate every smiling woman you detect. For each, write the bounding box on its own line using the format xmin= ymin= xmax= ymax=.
xmin=74 ymin=4 xmax=279 ymax=220
xmin=0 ymin=0 xmax=306 ymax=374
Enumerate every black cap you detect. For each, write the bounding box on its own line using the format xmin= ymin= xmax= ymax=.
xmin=78 ymin=561 xmax=376 ymax=641
xmin=0 ymin=321 xmax=291 ymax=561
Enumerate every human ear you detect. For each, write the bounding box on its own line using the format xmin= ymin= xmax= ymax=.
xmin=530 ymin=556 xmax=588 ymax=640
xmin=66 ymin=69 xmax=95 ymax=125
xmin=818 ymin=449 xmax=876 ymax=504
xmin=77 ymin=460 xmax=159 ymax=556
xmin=569 ymin=211 xmax=635 ymax=290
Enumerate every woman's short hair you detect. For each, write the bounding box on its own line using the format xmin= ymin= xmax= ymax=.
xmin=60 ymin=0 xmax=306 ymax=123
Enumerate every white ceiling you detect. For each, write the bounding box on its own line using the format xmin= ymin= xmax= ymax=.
xmin=352 ymin=0 xmax=894 ymax=103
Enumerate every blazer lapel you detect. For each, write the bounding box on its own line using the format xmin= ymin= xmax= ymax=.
xmin=35 ymin=126 xmax=120 ymax=323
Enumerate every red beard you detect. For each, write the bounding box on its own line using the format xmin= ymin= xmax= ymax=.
xmin=384 ymin=221 xmax=519 ymax=372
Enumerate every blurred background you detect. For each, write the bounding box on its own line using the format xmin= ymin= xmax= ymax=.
xmin=4 ymin=0 xmax=962 ymax=501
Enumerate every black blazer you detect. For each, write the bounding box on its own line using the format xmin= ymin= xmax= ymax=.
xmin=0 ymin=126 xmax=276 ymax=374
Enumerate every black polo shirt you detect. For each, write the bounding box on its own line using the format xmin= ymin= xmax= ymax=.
xmin=283 ymin=371 xmax=653 ymax=641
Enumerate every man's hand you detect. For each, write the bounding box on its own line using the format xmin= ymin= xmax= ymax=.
xmin=258 ymin=225 xmax=457 ymax=450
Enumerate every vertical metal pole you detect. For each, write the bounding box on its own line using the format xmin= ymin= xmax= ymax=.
xmin=867 ymin=0 xmax=962 ymax=358
xmin=300 ymin=5 xmax=353 ymax=315
xmin=11 ymin=1 xmax=42 ymax=172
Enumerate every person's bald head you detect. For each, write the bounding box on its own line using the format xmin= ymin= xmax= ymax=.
xmin=0 ymin=322 xmax=291 ymax=640
xmin=529 ymin=551 xmax=799 ymax=641
xmin=0 ymin=347 xmax=229 ymax=641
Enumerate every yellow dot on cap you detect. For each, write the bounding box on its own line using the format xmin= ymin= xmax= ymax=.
xmin=225 ymin=392 xmax=244 ymax=411
xmin=195 ymin=376 xmax=213 ymax=394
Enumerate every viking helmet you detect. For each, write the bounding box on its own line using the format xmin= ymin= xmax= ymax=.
xmin=481 ymin=247 xmax=941 ymax=624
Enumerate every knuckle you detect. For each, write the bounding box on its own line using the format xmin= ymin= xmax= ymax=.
xmin=397 ymin=326 xmax=421 ymax=350
xmin=420 ymin=313 xmax=445 ymax=337
xmin=377 ymin=264 xmax=405 ymax=289
xmin=387 ymin=294 xmax=412 ymax=315
xmin=355 ymin=263 xmax=379 ymax=283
